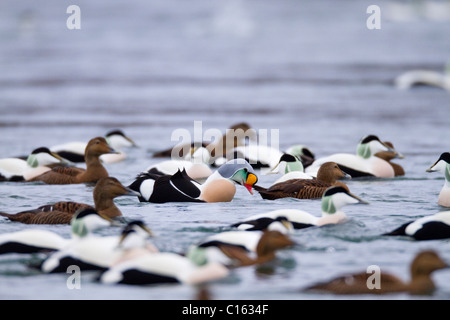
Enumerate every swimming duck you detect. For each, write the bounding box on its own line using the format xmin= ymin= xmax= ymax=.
xmin=426 ymin=152 xmax=450 ymax=207
xmin=96 ymin=221 xmax=227 ymax=286
xmin=383 ymin=211 xmax=450 ymax=240
xmin=265 ymin=153 xmax=313 ymax=184
xmin=129 ymin=170 xmax=205 ymax=203
xmin=151 ymin=122 xmax=253 ymax=160
xmin=303 ymin=250 xmax=448 ymax=295
xmin=254 ymin=162 xmax=349 ymax=200
xmin=187 ymin=229 xmax=295 ymax=267
xmin=0 ymin=147 xmax=69 ymax=182
xmin=146 ymin=147 xmax=213 ymax=181
xmin=206 ymin=122 xmax=256 ymax=160
xmin=129 ymin=159 xmax=258 ymax=203
xmin=109 ymin=222 xmax=160 ymax=266
xmin=305 ymin=135 xmax=404 ymax=178
xmin=233 ymin=186 xmax=368 ymax=230
xmin=231 ymin=216 xmax=294 ymax=233
xmin=99 ymin=251 xmax=229 ymax=286
xmin=0 ymin=177 xmax=138 ymax=224
xmin=41 ymin=220 xmax=155 ymax=273
xmin=0 ymin=207 xmax=113 ymax=255
xmin=284 ymin=145 xmax=315 ymax=169
xmin=374 ymin=142 xmax=405 ymax=176
xmin=50 ymin=130 xmax=137 ymax=164
xmin=28 ymin=137 xmax=117 ymax=185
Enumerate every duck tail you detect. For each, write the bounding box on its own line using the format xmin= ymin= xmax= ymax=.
xmin=382 ymin=222 xmax=411 ymax=236
xmin=252 ymin=185 xmax=279 ymax=200
xmin=252 ymin=185 xmax=267 ymax=193
xmin=0 ymin=211 xmax=17 ymax=221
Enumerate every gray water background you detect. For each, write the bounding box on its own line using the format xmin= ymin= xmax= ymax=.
xmin=0 ymin=0 xmax=449 ymax=300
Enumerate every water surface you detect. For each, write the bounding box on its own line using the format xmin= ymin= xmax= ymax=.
xmin=0 ymin=0 xmax=449 ymax=300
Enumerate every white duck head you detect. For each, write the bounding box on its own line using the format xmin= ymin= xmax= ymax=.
xmin=26 ymin=147 xmax=67 ymax=168
xmin=268 ymin=153 xmax=304 ymax=174
xmin=321 ymin=186 xmax=369 ymax=215
xmin=70 ymin=208 xmax=114 ymax=238
xmin=105 ymin=130 xmax=138 ymax=150
xmin=356 ymin=135 xmax=403 ymax=159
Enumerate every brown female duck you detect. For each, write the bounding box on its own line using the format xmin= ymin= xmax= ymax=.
xmin=0 ymin=177 xmax=137 ymax=224
xmin=28 ymin=137 xmax=116 ymax=185
xmin=151 ymin=122 xmax=253 ymax=160
xmin=303 ymin=250 xmax=447 ymax=295
xmin=216 ymin=230 xmax=295 ymax=267
xmin=254 ymin=162 xmax=349 ymax=200
xmin=188 ymin=229 xmax=294 ymax=268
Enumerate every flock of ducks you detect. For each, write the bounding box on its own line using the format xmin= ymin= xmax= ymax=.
xmin=0 ymin=124 xmax=449 ymax=297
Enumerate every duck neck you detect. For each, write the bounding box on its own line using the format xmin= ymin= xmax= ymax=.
xmin=356 ymin=143 xmax=371 ymax=159
xmin=321 ymin=196 xmax=337 ymax=214
xmin=26 ymin=154 xmax=39 ymax=168
xmin=320 ymin=197 xmax=348 ymax=224
xmin=71 ymin=220 xmax=89 ymax=239
xmin=94 ymin=195 xmax=121 ymax=218
xmin=83 ymin=153 xmax=108 ymax=181
xmin=286 ymin=161 xmax=304 ymax=173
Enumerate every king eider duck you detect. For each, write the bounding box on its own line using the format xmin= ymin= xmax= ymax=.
xmin=28 ymin=137 xmax=117 ymax=185
xmin=128 ymin=159 xmax=258 ymax=203
xmin=426 ymin=152 xmax=450 ymax=207
xmin=41 ymin=219 xmax=155 ymax=273
xmin=0 ymin=177 xmax=138 ymax=224
xmin=383 ymin=211 xmax=450 ymax=241
xmin=264 ymin=153 xmax=314 ymax=184
xmin=0 ymin=207 xmax=114 ymax=255
xmin=0 ymin=230 xmax=69 ymax=255
xmin=50 ymin=129 xmax=137 ymax=164
xmin=305 ymin=135 xmax=404 ymax=178
xmin=233 ymin=186 xmax=368 ymax=230
xmin=187 ymin=229 xmax=295 ymax=268
xmin=145 ymin=147 xmax=213 ymax=181
xmin=303 ymin=250 xmax=448 ymax=295
xmin=254 ymin=162 xmax=350 ymax=200
xmin=0 ymin=147 xmax=69 ymax=182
